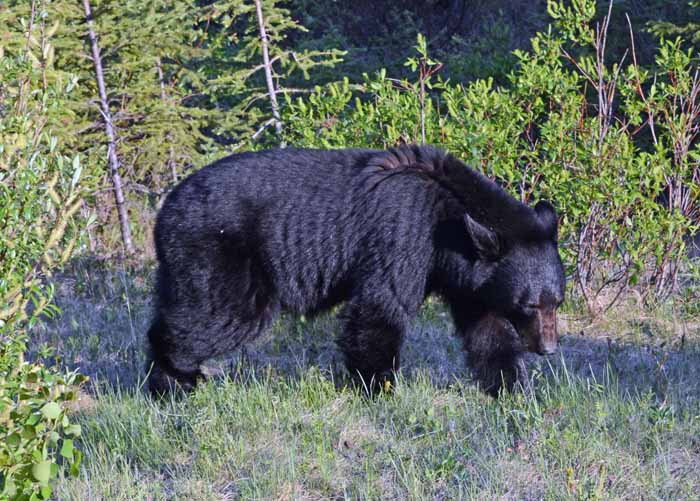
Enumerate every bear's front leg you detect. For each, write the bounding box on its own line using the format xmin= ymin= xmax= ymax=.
xmin=468 ymin=348 xmax=528 ymax=397
xmin=337 ymin=299 xmax=406 ymax=395
xmin=462 ymin=313 xmax=529 ymax=397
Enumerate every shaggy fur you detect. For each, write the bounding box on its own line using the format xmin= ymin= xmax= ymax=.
xmin=462 ymin=313 xmax=529 ymax=396
xmin=146 ymin=145 xmax=565 ymax=394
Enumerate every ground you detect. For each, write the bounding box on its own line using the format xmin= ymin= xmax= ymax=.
xmin=30 ymin=259 xmax=700 ymax=499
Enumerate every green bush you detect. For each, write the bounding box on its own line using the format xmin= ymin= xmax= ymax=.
xmin=0 ymin=341 xmax=86 ymax=500
xmin=281 ymin=0 xmax=700 ymax=314
xmin=0 ymin=38 xmax=87 ymax=501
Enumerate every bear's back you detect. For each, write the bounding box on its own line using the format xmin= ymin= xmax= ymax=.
xmin=154 ymin=147 xmax=445 ymax=314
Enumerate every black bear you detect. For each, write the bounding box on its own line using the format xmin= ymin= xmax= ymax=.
xmin=146 ymin=145 xmax=565 ymax=394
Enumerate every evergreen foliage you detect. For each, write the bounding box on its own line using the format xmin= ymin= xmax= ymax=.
xmin=2 ymin=0 xmax=343 ymax=251
xmin=647 ymin=1 xmax=700 ymax=52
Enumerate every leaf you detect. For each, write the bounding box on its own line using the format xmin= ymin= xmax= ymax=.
xmin=46 ymin=20 xmax=60 ymax=38
xmin=6 ymin=433 xmax=21 ymax=448
xmin=64 ymin=423 xmax=81 ymax=437
xmin=59 ymin=439 xmax=74 ymax=461
xmin=40 ymin=484 xmax=53 ymax=499
xmin=40 ymin=402 xmax=61 ymax=421
xmin=48 ymin=431 xmax=60 ymax=446
xmin=31 ymin=461 xmax=51 ymax=485
xmin=70 ymin=450 xmax=83 ymax=477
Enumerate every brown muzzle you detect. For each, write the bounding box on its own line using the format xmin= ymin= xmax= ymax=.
xmin=523 ymin=306 xmax=558 ymax=355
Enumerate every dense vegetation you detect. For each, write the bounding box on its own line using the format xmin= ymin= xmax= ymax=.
xmin=1 ymin=0 xmax=699 ymax=498
xmin=1 ymin=43 xmax=87 ymax=499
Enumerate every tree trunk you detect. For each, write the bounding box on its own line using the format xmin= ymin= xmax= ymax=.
xmin=156 ymin=57 xmax=178 ymax=183
xmin=419 ymin=72 xmax=426 ymax=144
xmin=254 ymin=0 xmax=284 ymax=143
xmin=81 ymin=0 xmax=134 ymax=254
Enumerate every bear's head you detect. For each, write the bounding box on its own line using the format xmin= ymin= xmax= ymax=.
xmin=465 ymin=200 xmax=566 ymax=355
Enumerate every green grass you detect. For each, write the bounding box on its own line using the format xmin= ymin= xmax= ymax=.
xmin=56 ymin=368 xmax=700 ymax=499
xmin=30 ymin=260 xmax=700 ymax=499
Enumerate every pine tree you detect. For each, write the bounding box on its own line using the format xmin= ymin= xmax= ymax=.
xmin=64 ymin=0 xmax=225 ymax=249
xmin=647 ymin=1 xmax=700 ymax=52
xmin=197 ymin=0 xmax=344 ymax=146
xmin=2 ymin=0 xmax=344 ymax=252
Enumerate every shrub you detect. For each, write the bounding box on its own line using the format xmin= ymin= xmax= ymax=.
xmin=0 ymin=341 xmax=86 ymax=500
xmin=281 ymin=0 xmax=700 ymax=314
xmin=0 ymin=36 xmax=87 ymax=501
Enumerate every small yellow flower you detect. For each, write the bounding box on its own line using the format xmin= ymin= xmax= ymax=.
xmin=566 ymin=466 xmax=576 ymax=493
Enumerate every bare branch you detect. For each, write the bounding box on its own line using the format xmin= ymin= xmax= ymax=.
xmin=254 ymin=0 xmax=284 ymax=144
xmin=82 ymin=0 xmax=134 ymax=254
xmin=626 ymin=13 xmax=658 ymax=145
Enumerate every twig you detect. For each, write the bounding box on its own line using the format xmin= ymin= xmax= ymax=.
xmin=254 ymin=0 xmax=284 ymax=144
xmin=626 ymin=13 xmax=658 ymax=145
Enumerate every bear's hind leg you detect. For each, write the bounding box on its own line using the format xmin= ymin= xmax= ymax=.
xmin=146 ymin=316 xmax=204 ymax=395
xmin=147 ymin=235 xmax=279 ymax=395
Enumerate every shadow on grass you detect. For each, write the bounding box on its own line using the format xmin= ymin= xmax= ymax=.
xmin=30 ymin=258 xmax=700 ymax=405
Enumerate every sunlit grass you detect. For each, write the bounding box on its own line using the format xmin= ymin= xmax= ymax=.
xmin=55 ymin=364 xmax=700 ymax=500
xmin=30 ymin=260 xmax=700 ymax=499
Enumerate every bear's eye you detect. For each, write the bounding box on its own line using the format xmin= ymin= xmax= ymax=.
xmin=517 ymin=302 xmax=539 ymax=315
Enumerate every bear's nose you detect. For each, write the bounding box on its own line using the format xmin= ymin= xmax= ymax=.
xmin=540 ymin=340 xmax=557 ymax=355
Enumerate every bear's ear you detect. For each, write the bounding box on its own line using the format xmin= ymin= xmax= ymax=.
xmin=463 ymin=213 xmax=500 ymax=260
xmin=534 ymin=200 xmax=558 ymax=239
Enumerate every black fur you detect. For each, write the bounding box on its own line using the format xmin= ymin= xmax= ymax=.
xmin=146 ymin=145 xmax=565 ymax=394
xmin=462 ymin=313 xmax=529 ymax=396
